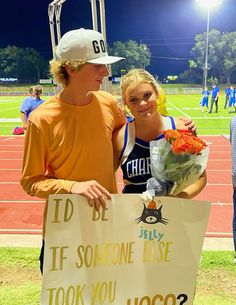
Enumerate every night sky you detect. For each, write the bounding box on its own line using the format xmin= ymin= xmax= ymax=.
xmin=1 ymin=0 xmax=236 ymax=79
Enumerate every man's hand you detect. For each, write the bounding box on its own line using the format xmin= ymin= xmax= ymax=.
xmin=178 ymin=116 xmax=197 ymax=136
xmin=71 ymin=180 xmax=111 ymax=210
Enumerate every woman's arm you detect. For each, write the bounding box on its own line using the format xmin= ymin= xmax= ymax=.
xmin=112 ymin=125 xmax=126 ymax=172
xmin=175 ymin=170 xmax=207 ymax=199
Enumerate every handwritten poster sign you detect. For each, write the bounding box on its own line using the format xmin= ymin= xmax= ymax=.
xmin=41 ymin=194 xmax=211 ymax=305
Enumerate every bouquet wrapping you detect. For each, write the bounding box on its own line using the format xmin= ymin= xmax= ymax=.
xmin=149 ymin=129 xmax=209 ymax=196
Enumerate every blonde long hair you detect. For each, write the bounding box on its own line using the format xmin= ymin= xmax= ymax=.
xmin=120 ymin=69 xmax=168 ymax=116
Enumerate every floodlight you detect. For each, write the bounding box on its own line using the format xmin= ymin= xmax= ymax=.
xmin=196 ymin=0 xmax=223 ymax=88
xmin=196 ymin=0 xmax=222 ymax=9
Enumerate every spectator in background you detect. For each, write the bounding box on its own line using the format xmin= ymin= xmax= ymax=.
xmin=200 ymin=86 xmax=210 ymax=112
xmin=20 ymin=86 xmax=34 ymax=129
xmin=228 ymin=85 xmax=236 ymax=114
xmin=208 ymin=83 xmax=220 ymax=113
xmin=20 ymin=85 xmax=44 ymax=129
xmin=224 ymin=84 xmax=231 ymax=109
xmin=230 ymin=115 xmax=236 ymax=263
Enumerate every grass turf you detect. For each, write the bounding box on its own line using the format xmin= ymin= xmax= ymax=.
xmin=0 ymin=94 xmax=235 ymax=136
xmin=0 ymin=248 xmax=236 ymax=305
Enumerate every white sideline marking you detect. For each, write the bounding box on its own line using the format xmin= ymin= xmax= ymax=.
xmin=192 ymin=117 xmax=233 ymax=119
xmin=167 ymin=101 xmax=190 ymax=118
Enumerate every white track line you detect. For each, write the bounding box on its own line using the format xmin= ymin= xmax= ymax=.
xmin=207 ymin=183 xmax=232 ymax=186
xmin=0 ymin=229 xmax=42 ymax=233
xmin=0 ymin=168 xmax=21 ymax=170
xmin=207 ymin=169 xmax=231 ymax=171
xmin=0 ymin=200 xmax=44 ymax=203
xmin=206 ymin=232 xmax=233 ymax=236
xmin=0 ymin=144 xmax=23 ymax=147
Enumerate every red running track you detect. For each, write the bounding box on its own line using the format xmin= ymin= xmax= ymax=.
xmin=0 ymin=135 xmax=233 ymax=238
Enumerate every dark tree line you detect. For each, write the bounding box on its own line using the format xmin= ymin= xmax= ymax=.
xmin=179 ymin=29 xmax=236 ymax=84
xmin=2 ymin=30 xmax=236 ymax=85
xmin=0 ymin=46 xmax=49 ymax=83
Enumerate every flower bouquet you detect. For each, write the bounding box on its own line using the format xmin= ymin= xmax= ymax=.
xmin=148 ymin=129 xmax=209 ymax=196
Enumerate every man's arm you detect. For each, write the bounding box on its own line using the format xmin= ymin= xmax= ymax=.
xmin=20 ymin=121 xmax=111 ymax=210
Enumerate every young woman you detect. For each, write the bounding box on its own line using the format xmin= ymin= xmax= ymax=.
xmin=113 ymin=69 xmax=207 ymax=199
xmin=20 ymin=85 xmax=45 ymax=129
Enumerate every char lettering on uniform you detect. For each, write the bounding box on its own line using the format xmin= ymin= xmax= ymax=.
xmin=127 ymin=157 xmax=151 ymax=178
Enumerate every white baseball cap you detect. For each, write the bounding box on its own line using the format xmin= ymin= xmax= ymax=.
xmin=56 ymin=28 xmax=124 ymax=64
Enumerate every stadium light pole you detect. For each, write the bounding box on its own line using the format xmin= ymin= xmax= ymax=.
xmin=48 ymin=0 xmax=58 ymax=60
xmin=48 ymin=0 xmax=66 ymax=93
xmin=196 ymin=0 xmax=222 ymax=88
xmin=90 ymin=0 xmax=98 ymax=31
xmin=55 ymin=0 xmax=67 ymax=42
xmin=97 ymin=0 xmax=112 ymax=93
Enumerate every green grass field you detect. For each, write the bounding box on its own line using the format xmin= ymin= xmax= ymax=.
xmin=0 ymin=96 xmax=48 ymax=135
xmin=167 ymin=94 xmax=235 ymax=135
xmin=0 ymin=94 xmax=235 ymax=136
xmin=0 ymin=248 xmax=235 ymax=305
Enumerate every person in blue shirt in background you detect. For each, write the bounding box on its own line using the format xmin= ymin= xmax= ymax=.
xmin=224 ymin=84 xmax=231 ymax=109
xmin=228 ymin=85 xmax=236 ymax=113
xmin=200 ymin=86 xmax=210 ymax=112
xmin=208 ymin=83 xmax=220 ymax=113
xmin=20 ymin=85 xmax=44 ymax=130
xmin=230 ymin=115 xmax=236 ymax=263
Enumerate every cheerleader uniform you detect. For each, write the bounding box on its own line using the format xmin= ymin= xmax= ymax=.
xmin=120 ymin=116 xmax=176 ymax=193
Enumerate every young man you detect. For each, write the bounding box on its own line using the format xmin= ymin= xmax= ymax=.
xmin=21 ymin=28 xmax=126 ymax=211
xmin=20 ymin=86 xmax=35 ymax=129
xmin=230 ymin=116 xmax=236 ymax=263
xmin=208 ymin=83 xmax=220 ymax=113
xmin=20 ymin=28 xmax=126 ymax=272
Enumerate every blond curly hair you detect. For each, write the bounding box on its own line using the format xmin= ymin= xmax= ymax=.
xmin=49 ymin=60 xmax=86 ymax=87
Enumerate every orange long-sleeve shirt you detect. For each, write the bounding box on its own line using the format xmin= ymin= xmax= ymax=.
xmin=20 ymin=91 xmax=126 ymax=199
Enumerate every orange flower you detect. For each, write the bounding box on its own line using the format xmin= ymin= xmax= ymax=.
xmin=164 ymin=129 xmax=181 ymax=143
xmin=164 ymin=129 xmax=207 ymax=155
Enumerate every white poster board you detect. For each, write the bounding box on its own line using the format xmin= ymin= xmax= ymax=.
xmin=41 ymin=194 xmax=211 ymax=305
